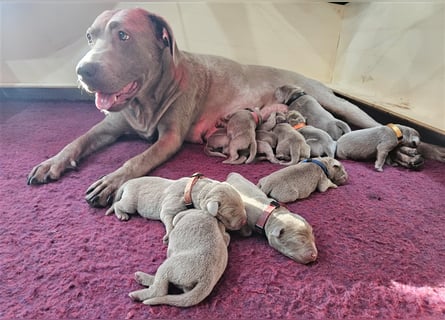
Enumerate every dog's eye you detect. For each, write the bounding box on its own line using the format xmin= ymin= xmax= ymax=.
xmin=86 ymin=33 xmax=93 ymax=45
xmin=118 ymin=31 xmax=130 ymax=41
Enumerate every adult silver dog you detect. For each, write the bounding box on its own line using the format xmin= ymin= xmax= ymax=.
xmin=27 ymin=8 xmax=443 ymax=207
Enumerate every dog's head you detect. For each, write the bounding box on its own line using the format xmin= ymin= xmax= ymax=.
xmin=76 ymin=8 xmax=178 ymax=112
xmin=285 ymin=110 xmax=306 ymax=126
xmin=204 ymin=182 xmax=247 ymax=231
xmin=265 ymin=210 xmax=318 ymax=264
xmin=399 ymin=125 xmax=420 ymax=148
xmin=321 ymin=157 xmax=348 ymax=186
xmin=274 ymin=85 xmax=305 ymax=105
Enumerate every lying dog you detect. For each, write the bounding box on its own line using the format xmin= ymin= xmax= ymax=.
xmin=204 ymin=128 xmax=229 ymax=158
xmin=129 ymin=208 xmax=231 ymax=307
xmin=258 ymin=157 xmax=348 ymax=203
xmin=255 ymin=130 xmax=280 ymax=164
xmin=105 ymin=175 xmax=246 ymax=242
xmin=226 ymin=172 xmax=317 ymax=264
xmin=217 ymin=108 xmax=262 ymax=164
xmin=275 ymin=85 xmax=351 ymax=140
xmin=286 ymin=110 xmax=337 ymax=157
xmin=273 ymin=121 xmax=311 ymax=165
xmin=336 ymin=124 xmax=420 ymax=172
xmin=27 ymin=8 xmax=438 ymax=207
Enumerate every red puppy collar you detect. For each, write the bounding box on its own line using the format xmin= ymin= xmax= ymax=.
xmin=255 ymin=200 xmax=280 ymax=234
xmin=183 ymin=172 xmax=204 ymax=209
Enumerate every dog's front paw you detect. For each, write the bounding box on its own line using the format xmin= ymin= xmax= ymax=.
xmin=85 ymin=169 xmax=130 ymax=207
xmin=27 ymin=156 xmax=77 ymax=185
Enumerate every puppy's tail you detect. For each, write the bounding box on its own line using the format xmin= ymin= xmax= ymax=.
xmin=245 ymin=141 xmax=258 ymax=164
xmin=142 ymin=281 xmax=212 ymax=307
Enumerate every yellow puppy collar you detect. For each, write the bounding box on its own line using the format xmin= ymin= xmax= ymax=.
xmin=386 ymin=123 xmax=403 ymax=143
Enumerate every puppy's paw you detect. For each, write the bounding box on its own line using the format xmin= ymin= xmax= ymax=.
xmin=134 ymin=271 xmax=155 ymax=286
xmin=115 ymin=212 xmax=129 ymax=221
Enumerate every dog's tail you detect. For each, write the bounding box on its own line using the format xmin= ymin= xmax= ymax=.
xmin=245 ymin=141 xmax=258 ymax=164
xmin=142 ymin=280 xmax=213 ymax=307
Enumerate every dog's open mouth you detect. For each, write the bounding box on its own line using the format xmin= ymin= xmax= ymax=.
xmin=94 ymin=81 xmax=139 ymax=111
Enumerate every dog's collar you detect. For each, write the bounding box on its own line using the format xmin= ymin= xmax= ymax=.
xmin=248 ymin=108 xmax=263 ymax=127
xmin=386 ymin=123 xmax=403 ymax=143
xmin=292 ymin=122 xmax=306 ymax=130
xmin=255 ymin=200 xmax=280 ymax=235
xmin=183 ymin=172 xmax=204 ymax=209
xmin=285 ymin=91 xmax=306 ymax=106
xmin=301 ymin=158 xmax=329 ymax=177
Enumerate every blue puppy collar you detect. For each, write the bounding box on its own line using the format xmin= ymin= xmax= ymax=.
xmin=301 ymin=159 xmax=329 ymax=177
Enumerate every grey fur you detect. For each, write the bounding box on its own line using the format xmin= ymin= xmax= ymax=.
xmin=226 ymin=172 xmax=317 ymax=264
xmin=336 ymin=124 xmax=420 ymax=171
xmin=129 ymin=209 xmax=231 ymax=307
xmin=258 ymin=157 xmax=348 ymax=203
xmin=105 ymin=176 xmax=246 ymax=242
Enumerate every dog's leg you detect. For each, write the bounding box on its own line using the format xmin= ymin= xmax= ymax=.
xmin=85 ymin=127 xmax=185 ymax=207
xmin=317 ymin=178 xmax=338 ymax=193
xmin=27 ymin=115 xmax=127 ymax=186
xmin=134 ymin=271 xmax=155 ymax=287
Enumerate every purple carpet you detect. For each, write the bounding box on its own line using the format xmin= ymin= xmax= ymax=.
xmin=1 ymin=100 xmax=444 ymax=319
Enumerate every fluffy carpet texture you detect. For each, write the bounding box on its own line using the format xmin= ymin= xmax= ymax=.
xmin=1 ymin=101 xmax=444 ymax=320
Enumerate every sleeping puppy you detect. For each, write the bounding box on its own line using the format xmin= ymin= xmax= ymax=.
xmin=275 ymin=85 xmax=351 ymax=140
xmin=258 ymin=157 xmax=348 ymax=203
xmin=226 ymin=172 xmax=318 ymax=264
xmin=129 ymin=208 xmax=232 ymax=307
xmin=105 ymin=175 xmax=246 ymax=242
xmin=273 ymin=119 xmax=311 ymax=165
xmin=336 ymin=123 xmax=420 ymax=172
xmin=217 ymin=108 xmax=262 ymax=164
xmin=286 ymin=110 xmax=336 ymax=157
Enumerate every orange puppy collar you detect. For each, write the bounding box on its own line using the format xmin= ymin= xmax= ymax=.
xmin=293 ymin=123 xmax=306 ymax=130
xmin=386 ymin=123 xmax=403 ymax=143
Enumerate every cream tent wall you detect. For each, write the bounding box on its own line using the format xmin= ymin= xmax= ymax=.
xmin=1 ymin=1 xmax=444 ymax=132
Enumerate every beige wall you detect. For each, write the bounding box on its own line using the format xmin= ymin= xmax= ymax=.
xmin=1 ymin=2 xmax=444 ymax=131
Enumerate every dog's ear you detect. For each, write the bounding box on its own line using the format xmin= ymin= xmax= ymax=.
xmin=148 ymin=14 xmax=177 ymax=63
xmin=206 ymin=201 xmax=219 ymax=216
xmin=270 ymin=226 xmax=284 ymax=238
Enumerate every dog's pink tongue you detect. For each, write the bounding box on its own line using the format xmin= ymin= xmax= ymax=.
xmin=95 ymin=92 xmax=116 ymax=110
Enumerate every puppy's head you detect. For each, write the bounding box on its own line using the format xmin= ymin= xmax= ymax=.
xmin=399 ymin=125 xmax=420 ymax=148
xmin=205 ymin=182 xmax=247 ymax=231
xmin=274 ymin=85 xmax=305 ymax=105
xmin=286 ymin=110 xmax=306 ymax=126
xmin=322 ymin=157 xmax=348 ymax=186
xmin=265 ymin=210 xmax=318 ymax=264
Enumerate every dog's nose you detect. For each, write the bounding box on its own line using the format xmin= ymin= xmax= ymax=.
xmin=76 ymin=62 xmax=98 ymax=81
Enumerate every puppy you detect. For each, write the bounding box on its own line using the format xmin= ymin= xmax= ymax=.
xmin=258 ymin=157 xmax=348 ymax=203
xmin=105 ymin=175 xmax=246 ymax=242
xmin=336 ymin=123 xmax=420 ymax=172
xmin=286 ymin=110 xmax=336 ymax=157
xmin=255 ymin=130 xmax=280 ymax=164
xmin=226 ymin=172 xmax=318 ymax=264
xmin=273 ymin=120 xmax=311 ymax=165
xmin=275 ymin=85 xmax=351 ymax=140
xmin=218 ymin=108 xmax=262 ymax=164
xmin=129 ymin=208 xmax=231 ymax=307
xmin=204 ymin=128 xmax=229 ymax=158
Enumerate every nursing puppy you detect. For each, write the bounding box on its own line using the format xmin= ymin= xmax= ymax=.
xmin=129 ymin=208 xmax=231 ymax=307
xmin=255 ymin=130 xmax=280 ymax=164
xmin=273 ymin=121 xmax=311 ymax=165
xmin=258 ymin=157 xmax=348 ymax=203
xmin=336 ymin=124 xmax=420 ymax=172
xmin=217 ymin=108 xmax=262 ymax=164
xmin=286 ymin=110 xmax=336 ymax=157
xmin=275 ymin=85 xmax=351 ymax=140
xmin=105 ymin=175 xmax=246 ymax=242
xmin=226 ymin=172 xmax=317 ymax=264
xmin=204 ymin=128 xmax=229 ymax=158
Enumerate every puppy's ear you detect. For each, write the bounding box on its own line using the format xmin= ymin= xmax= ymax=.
xmin=148 ymin=14 xmax=177 ymax=62
xmin=270 ymin=226 xmax=284 ymax=238
xmin=206 ymin=201 xmax=219 ymax=216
